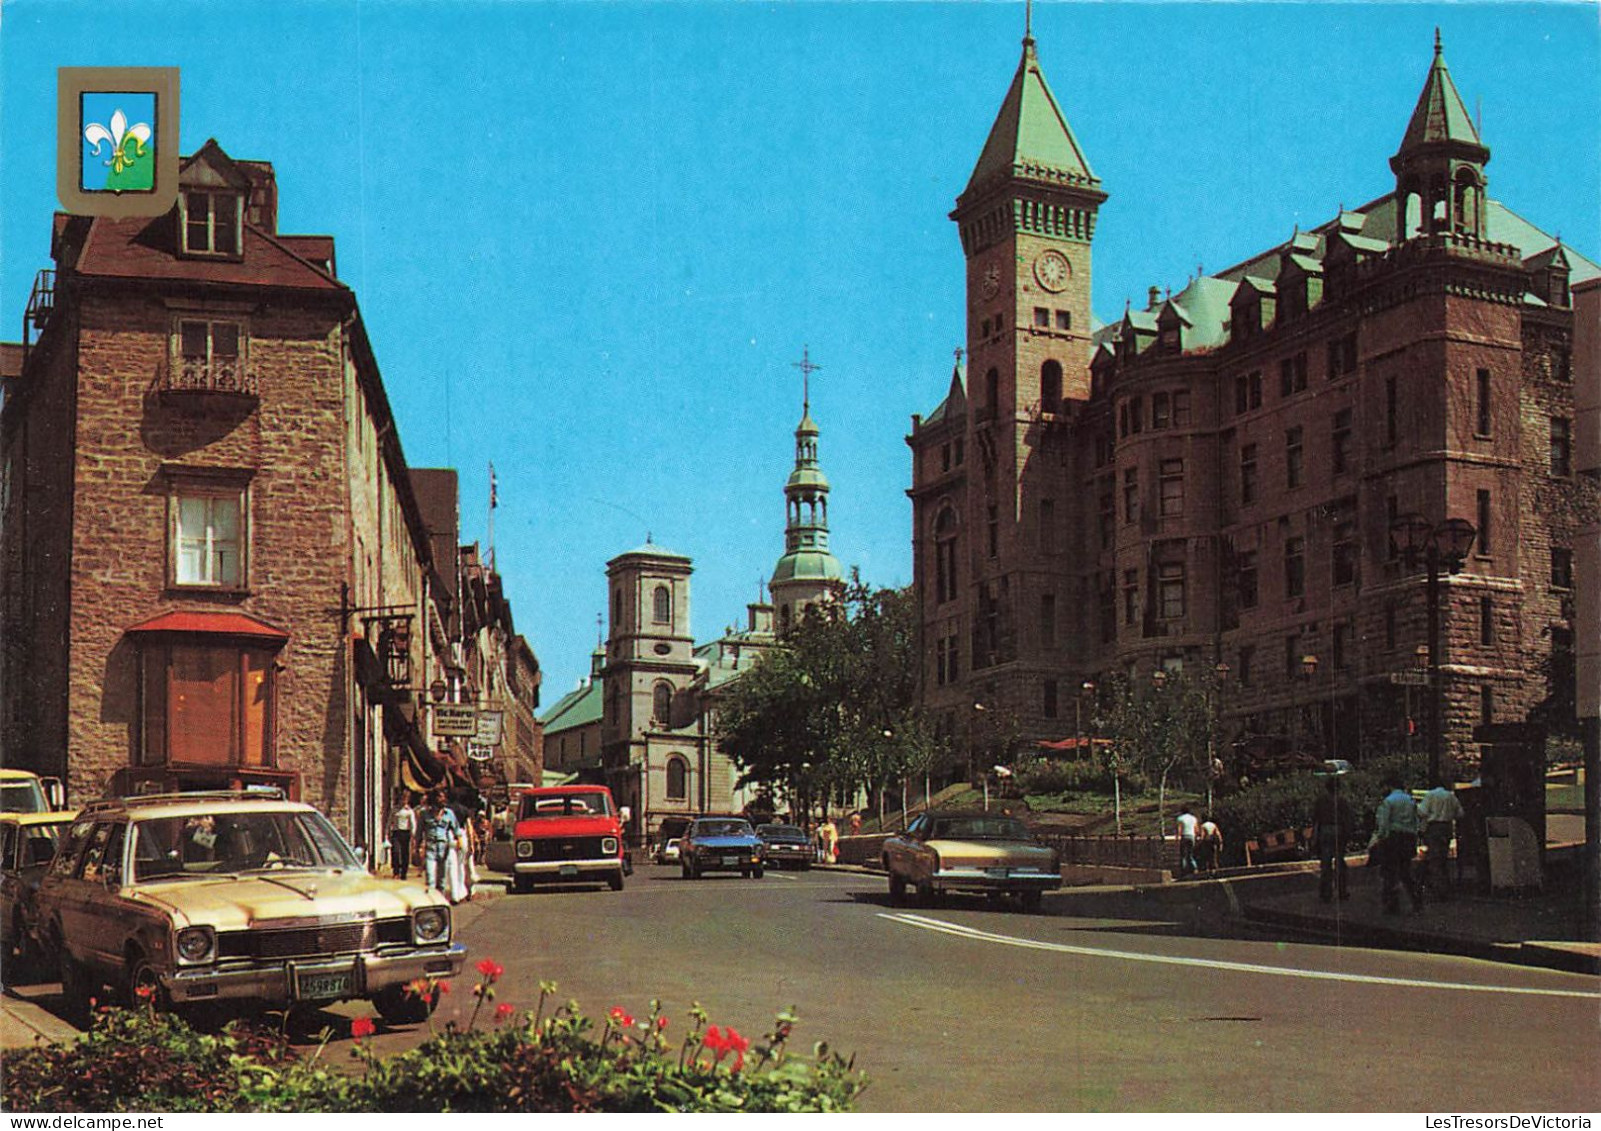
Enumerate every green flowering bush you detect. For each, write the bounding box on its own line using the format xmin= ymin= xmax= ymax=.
xmin=3 ymin=960 xmax=865 ymax=1113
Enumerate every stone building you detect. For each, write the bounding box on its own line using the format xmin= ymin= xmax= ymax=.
xmin=0 ymin=141 xmax=539 ymax=850
xmin=908 ymin=32 xmax=1598 ymax=777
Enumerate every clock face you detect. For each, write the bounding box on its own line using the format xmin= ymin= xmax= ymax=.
xmin=1034 ymin=249 xmax=1072 ymax=293
xmin=982 ymin=263 xmax=1001 ymax=299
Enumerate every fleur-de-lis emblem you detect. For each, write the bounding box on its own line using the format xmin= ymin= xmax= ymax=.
xmin=84 ymin=109 xmax=151 ymax=175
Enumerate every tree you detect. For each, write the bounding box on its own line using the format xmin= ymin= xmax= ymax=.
xmin=714 ymin=577 xmax=928 ymax=823
xmin=1095 ymin=667 xmax=1215 ymax=833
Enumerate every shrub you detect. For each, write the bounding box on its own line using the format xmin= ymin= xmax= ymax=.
xmin=3 ymin=966 xmax=866 ymax=1113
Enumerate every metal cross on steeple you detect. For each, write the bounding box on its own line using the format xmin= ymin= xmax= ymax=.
xmin=792 ymin=345 xmax=822 ymax=415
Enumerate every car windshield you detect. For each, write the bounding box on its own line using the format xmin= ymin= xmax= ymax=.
xmin=695 ymin=820 xmax=752 ymax=838
xmin=758 ymin=825 xmax=807 ymax=842
xmin=131 ymin=809 xmax=361 ymax=881
xmin=521 ymin=793 xmax=614 ymax=819
xmin=928 ymin=817 xmax=1030 ymax=841
xmin=0 ymin=780 xmax=47 ymax=814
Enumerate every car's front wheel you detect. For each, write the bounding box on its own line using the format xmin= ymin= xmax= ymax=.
xmin=125 ymin=952 xmax=170 ymax=1011
xmin=607 ymin=870 xmax=625 ymax=891
xmin=887 ymin=873 xmax=907 ymax=904
xmin=373 ymin=982 xmax=439 ymax=1025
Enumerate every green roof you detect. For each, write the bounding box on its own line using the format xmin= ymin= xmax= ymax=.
xmin=965 ymin=37 xmax=1097 ymax=197
xmin=771 ymin=549 xmax=844 ymax=585
xmin=540 ymin=679 xmax=600 ymax=734
xmin=1396 ymin=35 xmax=1485 ymax=157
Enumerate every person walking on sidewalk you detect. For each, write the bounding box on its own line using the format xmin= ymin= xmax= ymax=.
xmin=1175 ymin=807 xmax=1200 ymax=878
xmin=419 ymin=790 xmax=462 ymax=898
xmin=388 ymin=792 xmax=417 ymax=881
xmin=1418 ymin=777 xmax=1465 ymax=900
xmin=1375 ymin=774 xmax=1424 ymax=913
xmin=1313 ymin=776 xmax=1355 ymax=902
xmin=1198 ymin=814 xmax=1223 ymax=874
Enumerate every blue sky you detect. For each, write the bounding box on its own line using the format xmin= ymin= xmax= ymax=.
xmin=3 ymin=1 xmax=1598 ymax=705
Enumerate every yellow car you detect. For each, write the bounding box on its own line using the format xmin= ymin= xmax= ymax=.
xmin=880 ymin=810 xmax=1061 ymax=912
xmin=0 ymin=809 xmax=76 ymax=973
xmin=35 ymin=790 xmax=465 ymax=1024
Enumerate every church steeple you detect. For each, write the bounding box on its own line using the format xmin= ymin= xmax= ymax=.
xmin=769 ymin=347 xmax=844 ymax=635
xmin=1390 ymin=30 xmax=1490 ymax=240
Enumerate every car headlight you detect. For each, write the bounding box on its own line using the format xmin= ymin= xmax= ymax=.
xmin=516 ymin=840 xmax=533 ymax=859
xmin=413 ymin=906 xmax=450 ymax=945
xmin=602 ymin=837 xmax=618 ymax=855
xmin=175 ymin=926 xmax=215 ymax=965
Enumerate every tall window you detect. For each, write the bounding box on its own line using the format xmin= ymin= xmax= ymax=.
xmin=1285 ymin=426 xmax=1304 ymax=488
xmin=1331 ymin=408 xmax=1352 ymax=475
xmin=934 ymin=509 xmax=958 ymax=604
xmin=1480 ymin=596 xmax=1494 ymax=646
xmin=937 ymin=632 xmax=960 ymax=686
xmin=139 ymin=642 xmax=276 ymax=768
xmin=1171 ymin=390 xmax=1192 ymax=426
xmin=1040 ymin=361 xmax=1063 ymax=411
xmin=1477 ymin=489 xmax=1492 ymax=554
xmin=653 ymin=585 xmax=672 ymax=624
xmin=1480 ymin=685 xmax=1494 ymax=727
xmin=1476 ymin=369 xmax=1493 ymax=436
xmin=1038 ymin=498 xmax=1057 ymax=554
xmin=1284 ymin=536 xmax=1305 ymax=599
xmin=1122 ymin=569 xmax=1139 ymax=627
xmin=1152 ymin=392 xmax=1171 ymax=429
xmin=1279 ymin=352 xmax=1308 ymax=397
xmin=1098 ymin=482 xmax=1114 ymax=549
xmin=181 ymin=190 xmax=242 ymax=256
xmin=1158 ymin=562 xmax=1186 ymax=620
xmin=1123 ymin=468 xmax=1139 ymax=524
xmin=177 ymin=319 xmax=244 ymax=391
xmin=1332 ymin=520 xmax=1357 ymax=587
xmin=172 ymin=485 xmax=245 ymax=589
xmin=1159 ymin=459 xmax=1184 ymax=517
xmin=1552 ymin=546 xmax=1573 ymax=590
xmin=1551 ymin=417 xmax=1572 ymax=477
xmin=666 ymin=757 xmax=688 ymax=801
xmin=1237 ymin=550 xmax=1259 ymax=610
xmin=1239 ymin=444 xmax=1258 ymax=506
xmin=653 ymin=681 xmax=673 ymax=725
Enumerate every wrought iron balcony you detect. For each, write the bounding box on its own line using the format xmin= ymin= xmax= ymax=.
xmin=154 ymin=355 xmax=260 ymax=403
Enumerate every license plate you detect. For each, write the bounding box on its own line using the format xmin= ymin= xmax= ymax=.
xmin=297 ymin=969 xmax=353 ymax=1001
xmin=559 ymin=864 xmax=579 ymax=876
xmin=721 ymin=855 xmax=740 ymax=866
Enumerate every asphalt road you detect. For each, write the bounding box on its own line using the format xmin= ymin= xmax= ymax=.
xmin=370 ymin=865 xmax=1601 ymax=1113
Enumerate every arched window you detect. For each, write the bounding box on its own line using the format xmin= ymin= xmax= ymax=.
xmin=653 ymin=584 xmax=671 ymax=624
xmin=666 ymin=756 xmax=688 ymax=801
xmin=1040 ymin=360 xmax=1063 ymax=412
xmin=653 ymin=681 xmax=673 ymax=725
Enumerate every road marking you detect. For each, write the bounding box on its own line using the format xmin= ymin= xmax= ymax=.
xmin=878 ymin=912 xmax=1601 ymax=1000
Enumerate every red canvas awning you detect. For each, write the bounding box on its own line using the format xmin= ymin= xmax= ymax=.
xmin=1037 ymin=736 xmax=1113 ymax=752
xmin=124 ymin=610 xmax=290 ymax=641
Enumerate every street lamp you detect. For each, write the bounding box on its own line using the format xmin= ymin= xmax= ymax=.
xmin=1208 ymin=661 xmax=1230 ymax=812
xmin=1301 ymin=654 xmax=1320 ymax=761
xmin=1390 ymin=513 xmax=1478 ymax=782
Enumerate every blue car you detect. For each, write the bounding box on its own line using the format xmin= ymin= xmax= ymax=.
xmin=680 ymin=817 xmax=765 ymax=880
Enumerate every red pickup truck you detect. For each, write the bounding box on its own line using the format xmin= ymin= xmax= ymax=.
xmin=500 ymin=785 xmax=626 ymax=894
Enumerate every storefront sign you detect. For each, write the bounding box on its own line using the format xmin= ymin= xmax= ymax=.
xmin=432 ymin=704 xmax=477 ymax=737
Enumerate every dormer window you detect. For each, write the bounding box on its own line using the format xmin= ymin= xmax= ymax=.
xmin=182 ymin=190 xmax=242 ymax=256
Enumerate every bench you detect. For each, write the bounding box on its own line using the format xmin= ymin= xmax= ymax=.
xmin=1245 ymin=826 xmax=1312 ymax=866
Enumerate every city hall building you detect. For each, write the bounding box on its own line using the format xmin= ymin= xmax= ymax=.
xmin=908 ymin=31 xmax=1596 ymax=775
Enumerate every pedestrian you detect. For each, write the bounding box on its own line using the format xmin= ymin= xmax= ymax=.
xmin=419 ymin=789 xmax=462 ymax=898
xmin=1418 ymin=776 xmax=1465 ymax=900
xmin=849 ymin=812 xmax=862 ymax=836
xmin=1175 ymin=806 xmax=1200 ymax=878
xmin=1312 ymin=776 xmax=1355 ymax=902
xmin=389 ymin=792 xmax=417 ymax=881
xmin=1374 ymin=774 xmax=1424 ymax=913
xmin=818 ymin=816 xmax=839 ymax=864
xmin=1198 ymin=814 xmax=1223 ymax=874
xmin=472 ymin=809 xmax=492 ymax=867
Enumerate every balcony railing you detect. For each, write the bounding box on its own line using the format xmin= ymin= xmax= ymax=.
xmin=155 ymin=356 xmax=260 ymax=400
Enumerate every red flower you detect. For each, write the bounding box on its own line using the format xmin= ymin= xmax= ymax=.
xmin=351 ymin=1016 xmax=376 ymax=1040
xmin=495 ymin=1003 xmax=515 ymax=1022
xmin=133 ymin=984 xmax=157 ymax=1002
xmin=656 ymin=1015 xmax=669 ymax=1031
xmin=475 ymin=958 xmax=505 ymax=981
xmin=436 ymin=980 xmax=452 ymax=995
xmin=726 ymin=1027 xmax=750 ymax=1071
xmin=608 ymin=1005 xmax=634 ymax=1027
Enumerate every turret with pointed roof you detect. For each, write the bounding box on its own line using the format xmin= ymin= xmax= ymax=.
xmin=769 ymin=370 xmax=844 ymax=635
xmin=1390 ymin=30 xmax=1490 ymax=241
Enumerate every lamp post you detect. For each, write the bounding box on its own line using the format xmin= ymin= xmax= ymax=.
xmin=1390 ymin=514 xmax=1478 ymax=783
xmin=972 ymin=702 xmax=987 ymax=808
xmin=1302 ymin=653 xmax=1320 ymax=759
xmin=1406 ymin=643 xmax=1429 ymax=774
xmin=1209 ymin=661 xmax=1230 ymax=813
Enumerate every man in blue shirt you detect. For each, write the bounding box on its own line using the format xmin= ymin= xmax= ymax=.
xmin=1374 ymin=774 xmax=1424 ymax=913
xmin=420 ymin=789 xmax=462 ymax=896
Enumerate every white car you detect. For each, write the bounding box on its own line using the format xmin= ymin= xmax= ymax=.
xmin=657 ymin=838 xmax=681 ymax=864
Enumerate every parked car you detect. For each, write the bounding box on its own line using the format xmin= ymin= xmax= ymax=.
xmin=655 ymin=838 xmax=682 ymax=865
xmin=485 ymin=784 xmax=626 ymax=894
xmin=679 ymin=817 xmax=765 ymax=880
xmin=35 ymin=790 xmax=465 ymax=1024
xmin=0 ymin=809 xmax=75 ymax=973
xmin=0 ymin=769 xmax=64 ymax=814
xmin=880 ymin=810 xmax=1061 ymax=912
xmin=756 ymin=823 xmax=813 ymax=870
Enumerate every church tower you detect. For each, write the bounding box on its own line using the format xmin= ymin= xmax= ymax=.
xmin=769 ymin=348 xmax=844 ymax=634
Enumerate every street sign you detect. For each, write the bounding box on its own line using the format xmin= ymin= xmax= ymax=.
xmin=1389 ymin=671 xmax=1429 ymax=686
xmin=432 ymin=704 xmax=477 ymax=737
xmin=474 ymin=710 xmax=504 ymax=746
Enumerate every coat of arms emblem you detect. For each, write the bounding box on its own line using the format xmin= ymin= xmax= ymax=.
xmin=58 ymin=67 xmax=179 ymax=217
